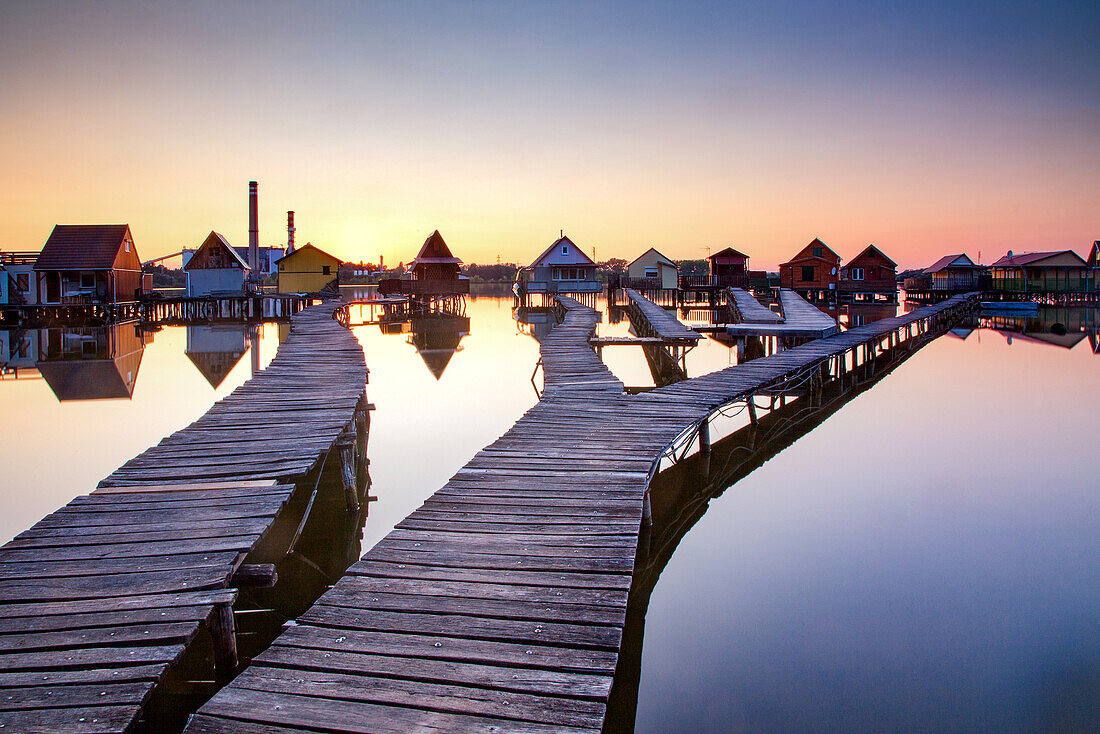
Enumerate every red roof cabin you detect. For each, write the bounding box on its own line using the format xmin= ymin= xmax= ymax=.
xmin=839 ymin=244 xmax=897 ymax=302
xmin=779 ymin=238 xmax=841 ymax=303
xmin=34 ymin=225 xmax=143 ymax=305
xmin=705 ymin=247 xmax=750 ymax=288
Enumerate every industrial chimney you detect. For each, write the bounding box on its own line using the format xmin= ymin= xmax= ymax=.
xmin=248 ymin=181 xmax=259 ymax=277
xmin=286 ymin=211 xmax=296 ymax=254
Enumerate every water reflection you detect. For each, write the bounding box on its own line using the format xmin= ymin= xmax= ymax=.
xmin=185 ymin=324 xmax=255 ymax=388
xmin=406 ymin=315 xmax=470 ymax=380
xmin=513 ymin=305 xmax=557 ymax=342
xmin=984 ymin=306 xmax=1100 ymax=351
xmin=623 ymin=306 xmax=1100 ymax=733
xmin=0 ymin=322 xmax=148 ymax=401
xmin=606 ymin=327 xmax=930 ymax=732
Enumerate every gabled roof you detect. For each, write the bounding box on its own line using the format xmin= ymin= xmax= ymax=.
xmin=849 ymin=244 xmax=897 ymax=267
xmin=35 ymin=225 xmax=132 ymax=270
xmin=925 ymin=253 xmax=978 ymax=273
xmin=184 ymin=231 xmax=249 ymax=271
xmin=186 ymin=349 xmax=246 ymax=388
xmin=528 ymin=235 xmax=596 ymax=268
xmin=411 ymin=230 xmax=462 ymax=266
xmin=990 ymin=250 xmax=1087 ymax=268
xmin=274 ymin=243 xmax=341 ymax=265
xmin=1089 ymin=241 xmax=1100 ymax=267
xmin=629 ymin=247 xmax=676 ymax=268
xmin=781 ymin=238 xmax=840 ymax=267
xmin=708 ymin=246 xmax=749 ymax=262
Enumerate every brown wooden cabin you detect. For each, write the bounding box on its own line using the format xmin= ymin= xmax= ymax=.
xmin=34 ymin=225 xmax=143 ymax=305
xmin=696 ymin=247 xmax=749 ymax=289
xmin=779 ymin=238 xmax=841 ymax=302
xmin=380 ymin=231 xmax=469 ymax=297
xmin=839 ymin=244 xmax=897 ymax=302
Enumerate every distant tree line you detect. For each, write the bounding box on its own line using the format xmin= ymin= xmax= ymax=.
xmin=142 ymin=264 xmax=186 ymax=288
xmin=461 ymin=263 xmax=521 ymax=282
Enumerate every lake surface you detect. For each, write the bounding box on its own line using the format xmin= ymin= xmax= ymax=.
xmin=1 ymin=294 xmax=1097 ymax=731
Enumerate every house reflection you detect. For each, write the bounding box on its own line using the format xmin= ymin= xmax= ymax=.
xmin=985 ymin=307 xmax=1097 ymax=350
xmin=185 ymin=324 xmax=253 ymax=388
xmin=842 ymin=302 xmax=898 ymax=328
xmin=34 ymin=323 xmax=146 ymax=401
xmin=512 ymin=306 xmax=557 ymax=342
xmin=406 ymin=315 xmax=470 ymax=380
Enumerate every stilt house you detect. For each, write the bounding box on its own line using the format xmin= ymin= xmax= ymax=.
xmin=34 ymin=225 xmax=143 ymax=304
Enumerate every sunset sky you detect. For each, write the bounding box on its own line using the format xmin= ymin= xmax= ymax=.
xmin=1 ymin=1 xmax=1096 ymax=271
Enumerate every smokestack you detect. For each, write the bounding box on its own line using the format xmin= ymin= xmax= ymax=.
xmin=286 ymin=210 xmax=295 ymax=254
xmin=248 ymin=181 xmax=259 ymax=276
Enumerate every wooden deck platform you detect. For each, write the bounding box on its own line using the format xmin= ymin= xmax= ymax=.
xmin=622 ymin=289 xmax=702 ymax=345
xmin=727 ymin=287 xmax=783 ymax=323
xmin=0 ymin=301 xmax=369 ymax=733
xmin=184 ymin=293 xmax=978 ymax=733
xmin=721 ymin=288 xmax=840 ymax=338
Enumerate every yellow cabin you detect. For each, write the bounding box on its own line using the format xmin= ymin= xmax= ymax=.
xmin=276 ymin=244 xmax=341 ymax=294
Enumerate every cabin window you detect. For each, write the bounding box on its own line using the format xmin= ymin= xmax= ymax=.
xmin=801 ymin=266 xmax=815 ymax=282
xmin=15 ymin=274 xmax=28 ymax=292
xmin=644 ymin=267 xmax=659 ymax=278
xmin=553 ymin=267 xmax=585 ymax=281
xmin=562 ymin=245 xmax=569 ymax=255
xmin=124 ymin=239 xmax=131 ymax=253
xmin=80 ymin=272 xmax=95 ymax=289
xmin=851 ymin=267 xmax=865 ymax=280
xmin=813 ymin=247 xmax=822 ymax=257
xmin=322 ymin=265 xmax=331 ymax=275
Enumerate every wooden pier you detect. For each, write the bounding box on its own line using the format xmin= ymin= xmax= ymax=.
xmin=183 ymin=292 xmax=977 ymax=733
xmin=622 ymin=288 xmax=702 ymax=346
xmin=718 ymin=288 xmax=840 ymax=338
xmin=0 ymin=301 xmax=369 ymax=733
xmin=727 ymin=287 xmax=783 ymax=324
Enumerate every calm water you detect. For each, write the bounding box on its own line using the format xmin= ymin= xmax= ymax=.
xmin=1 ymin=295 xmax=1097 ymax=730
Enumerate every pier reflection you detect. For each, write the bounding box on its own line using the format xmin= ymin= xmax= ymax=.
xmin=0 ymin=322 xmax=148 ymax=400
xmin=604 ymin=325 xmax=938 ymax=732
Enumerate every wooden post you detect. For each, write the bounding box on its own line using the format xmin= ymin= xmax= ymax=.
xmin=209 ymin=601 xmax=238 ymax=675
xmin=747 ymin=399 xmax=758 ymax=425
xmin=336 ymin=429 xmax=359 ymax=513
xmin=698 ymin=416 xmax=711 ymax=454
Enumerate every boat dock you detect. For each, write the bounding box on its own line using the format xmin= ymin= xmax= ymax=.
xmin=184 ymin=292 xmax=978 ymax=733
xmin=0 ymin=301 xmax=369 ymax=733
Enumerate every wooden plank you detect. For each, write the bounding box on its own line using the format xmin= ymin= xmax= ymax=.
xmin=90 ymin=479 xmax=278 ymax=495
